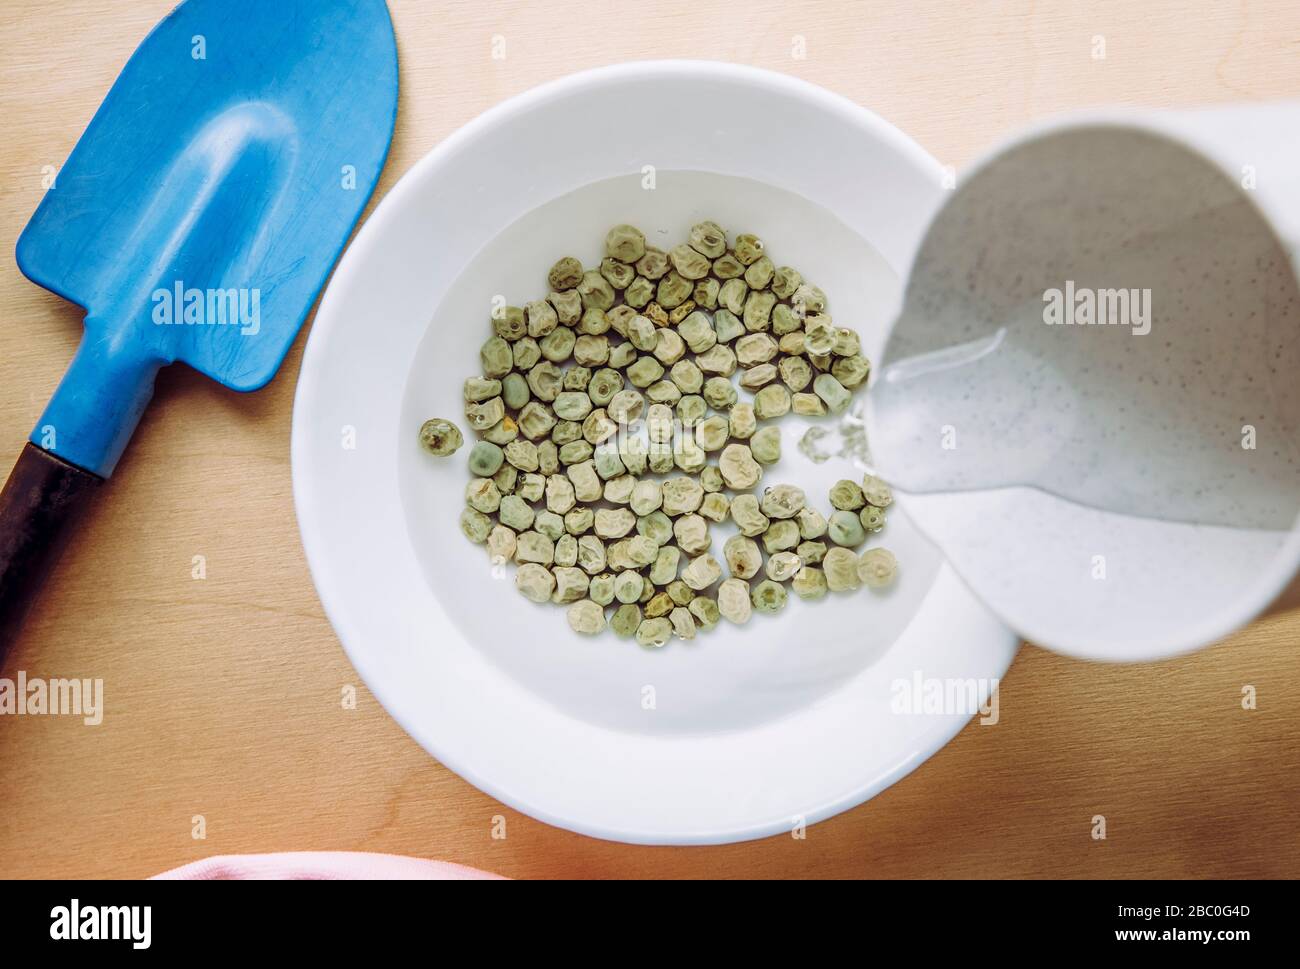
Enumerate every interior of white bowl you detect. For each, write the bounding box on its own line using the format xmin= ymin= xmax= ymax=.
xmin=293 ymin=62 xmax=1018 ymax=843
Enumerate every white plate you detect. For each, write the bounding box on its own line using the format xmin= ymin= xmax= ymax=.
xmin=291 ymin=61 xmax=1019 ymax=845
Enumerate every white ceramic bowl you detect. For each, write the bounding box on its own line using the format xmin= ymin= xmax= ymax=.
xmin=291 ymin=61 xmax=1018 ymax=844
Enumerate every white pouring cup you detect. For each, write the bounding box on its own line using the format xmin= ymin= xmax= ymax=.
xmin=867 ymin=104 xmax=1300 ymax=661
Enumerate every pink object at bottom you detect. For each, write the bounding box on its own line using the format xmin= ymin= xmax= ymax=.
xmin=153 ymin=851 xmax=504 ymax=880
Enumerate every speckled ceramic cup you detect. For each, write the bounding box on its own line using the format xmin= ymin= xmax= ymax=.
xmin=869 ymin=104 xmax=1300 ymax=661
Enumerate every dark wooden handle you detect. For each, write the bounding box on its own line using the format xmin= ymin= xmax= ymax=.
xmin=0 ymin=443 xmax=103 ymax=668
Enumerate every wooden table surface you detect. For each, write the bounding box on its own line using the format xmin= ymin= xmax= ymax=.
xmin=1 ymin=0 xmax=1297 ymax=880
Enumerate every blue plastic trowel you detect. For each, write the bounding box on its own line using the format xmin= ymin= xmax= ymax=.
xmin=0 ymin=0 xmax=398 ymax=660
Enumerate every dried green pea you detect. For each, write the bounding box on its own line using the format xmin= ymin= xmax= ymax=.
xmin=743 ymin=255 xmax=774 ymax=291
xmin=552 ymin=420 xmax=583 ymax=446
xmin=656 ymin=271 xmax=694 ymax=309
xmin=568 ymin=507 xmax=597 ymax=538
xmin=858 ymin=548 xmax=898 ymax=589
xmin=669 ymin=607 xmax=696 ymax=641
xmin=735 ymin=333 xmax=778 ymax=367
xmin=646 ymin=380 xmax=682 ymax=405
xmin=594 ymin=507 xmax=636 ymax=539
xmin=792 ymin=393 xmax=826 ymax=416
xmin=743 ymin=290 xmax=776 ymax=332
xmin=572 ymin=335 xmax=609 ymax=368
xmin=504 ymin=439 xmax=539 ymax=472
xmin=688 ymin=220 xmax=727 ymax=258
xmin=669 ymin=243 xmax=711 ymax=280
xmin=585 ymin=555 xmax=613 ymax=592
xmin=766 ymin=551 xmax=802 ymax=583
xmin=661 ymin=476 xmax=705 ymax=516
xmin=567 ymin=600 xmax=606 ymax=635
xmin=699 ymin=491 xmax=730 ymax=522
xmin=649 ymin=545 xmax=680 ymax=585
xmin=739 ymin=364 xmax=777 ymax=391
xmin=518 ymin=401 xmax=556 ymax=440
xmin=676 ymin=394 xmax=707 ymax=427
xmin=540 ymin=327 xmax=575 ymax=363
xmin=644 ymin=593 xmax=674 ymax=620
xmin=492 ymin=463 xmax=518 ymax=494
xmin=465 ymin=396 xmax=504 ymax=431
xmin=636 ymin=617 xmax=673 ymax=648
xmin=723 ymin=534 xmax=763 ymax=579
xmin=797 ymin=540 xmax=827 ymax=565
xmin=733 ymin=234 xmax=764 ymax=265
xmin=600 ymin=256 xmax=636 ymax=290
xmin=702 ymin=376 xmax=737 ymax=410
xmin=699 ymin=465 xmax=724 ymax=493
xmin=712 ymin=308 xmax=745 ymax=344
xmin=792 ymin=283 xmax=827 ymax=314
xmin=611 ymin=602 xmax=642 ymax=637
xmin=750 ymin=426 xmax=781 ymax=465
xmin=762 ymin=519 xmax=800 ymax=554
xmin=828 ymin=510 xmax=866 ymax=547
xmin=492 ymin=305 xmax=527 ymax=341
xmin=563 ymin=366 xmax=592 ymax=392
xmin=533 ymin=510 xmax=564 ymax=541
xmin=779 ymin=356 xmax=813 ymax=392
xmin=804 ymin=319 xmax=836 ymax=356
xmin=860 ymin=506 xmax=886 ymax=532
xmin=592 ymin=443 xmax=626 ymax=480
xmin=832 ymin=354 xmax=871 ymax=389
xmin=673 ymin=438 xmax=707 ymax=474
xmin=718 ymin=278 xmax=748 ymax=315
xmin=515 ymin=530 xmax=555 ymax=565
xmin=525 ymin=299 xmax=558 ymax=339
xmin=750 ymin=579 xmax=787 ymax=613
xmin=798 ymin=506 xmax=828 ymax=540
xmin=603 ymin=474 xmax=635 ymax=505
xmin=729 ymin=493 xmax=769 ymax=537
xmin=607 ymin=389 xmax=645 ymax=424
xmin=578 ymin=270 xmax=615 ymax=310
xmin=862 ymin=474 xmax=893 ymax=507
xmin=498 ymin=494 xmax=535 ymax=531
xmin=549 ymin=289 xmax=582 ymax=325
xmin=830 ymin=479 xmax=867 ymax=511
xmin=546 ymin=473 xmax=577 ymax=514
xmin=666 ymin=579 xmax=696 ymax=606
xmin=515 ymin=563 xmax=555 ymax=602
xmin=653 ymin=328 xmax=686 ymax=365
xmin=692 ymin=277 xmax=720 ymax=310
xmin=635 ymin=246 xmax=670 ymax=280
xmin=753 ymin=384 xmax=791 ymax=420
xmin=567 ymin=461 xmax=602 ymax=502
xmin=624 ymin=276 xmax=655 ymax=308
xmin=778 ymin=331 xmax=805 ymax=355
xmin=648 ymin=443 xmax=675 ymax=474
xmin=582 ymin=408 xmax=617 ymax=444
xmin=487 ymin=524 xmax=517 ymax=563
xmin=688 ymin=596 xmax=720 ymax=630
xmin=627 ymin=313 xmax=656 ymax=351
xmin=823 ymin=547 xmax=860 ymax=592
xmin=760 ymin=484 xmax=805 ymax=519
xmin=712 ymin=252 xmax=744 ymax=279
xmin=717 ymin=578 xmax=752 ymax=624
xmin=480 ymin=336 xmax=513 ymax=378
xmin=463 ymin=377 xmax=501 ymax=403
xmin=728 ymin=402 xmax=756 ymax=440
xmin=605 ymin=224 xmax=646 ymax=263
xmin=832 ymin=327 xmax=861 ymax=357
xmin=771 ymin=303 xmax=801 ymax=336
xmin=626 ymin=355 xmax=665 ymax=388
xmin=525 ymin=361 xmax=562 ymax=402
xmin=468 ymin=440 xmax=504 ymax=476
xmin=582 ymin=535 xmax=611 ymax=574
xmin=460 ymin=508 xmax=493 ymax=544
xmin=481 ymin=417 xmax=518 ymax=446
xmin=516 ymin=473 xmax=545 ymax=504
xmin=552 ymin=564 xmax=586 ymax=600
xmin=673 ymin=514 xmax=710 ymax=556
xmin=619 ymin=436 xmax=648 ymax=476
xmin=695 ymin=344 xmax=736 ymax=375
xmin=587 ymin=367 xmax=624 ymax=406
xmin=419 ymin=418 xmax=463 ymax=456
xmin=578 ymin=308 xmax=610 ymax=336
xmin=614 ymin=570 xmax=645 ymax=604
xmin=772 ymin=266 xmax=802 ymax=300
xmin=512 ymin=336 xmax=541 ymax=370
xmin=630 ymin=479 xmax=663 ymax=517
xmin=719 ymin=443 xmax=763 ymax=491
xmin=677 ymin=312 xmax=717 ymax=353
xmin=792 ymin=566 xmax=827 ymax=600
xmin=695 ymin=415 xmax=730 ymax=452
xmin=549 ymin=257 xmax=584 ymax=291
xmin=669 ymin=359 xmax=704 ymax=394
xmin=499 ymin=372 xmax=528 ymax=410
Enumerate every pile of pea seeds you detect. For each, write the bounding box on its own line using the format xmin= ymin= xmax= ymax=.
xmin=419 ymin=222 xmax=898 ymax=647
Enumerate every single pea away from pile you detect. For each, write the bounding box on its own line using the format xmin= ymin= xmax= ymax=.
xmin=420 ymin=222 xmax=898 ymax=647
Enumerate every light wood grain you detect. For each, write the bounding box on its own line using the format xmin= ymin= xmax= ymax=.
xmin=1 ymin=0 xmax=1297 ymax=880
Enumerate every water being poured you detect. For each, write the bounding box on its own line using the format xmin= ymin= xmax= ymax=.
xmin=862 ymin=127 xmax=1300 ymax=532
